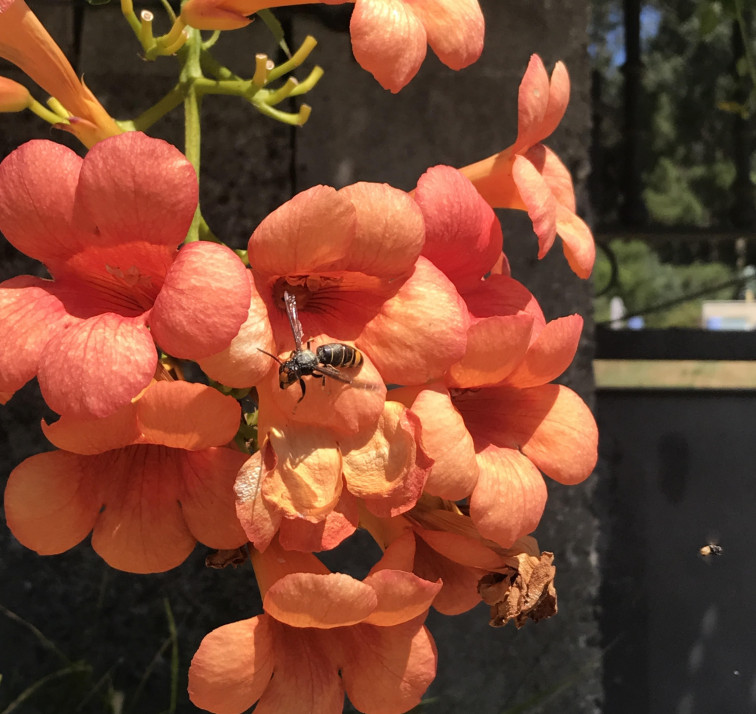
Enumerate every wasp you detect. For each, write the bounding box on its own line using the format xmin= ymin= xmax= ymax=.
xmin=259 ymin=290 xmax=365 ymax=402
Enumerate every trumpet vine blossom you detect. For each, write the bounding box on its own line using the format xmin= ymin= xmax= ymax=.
xmin=189 ymin=537 xmax=440 ymax=714
xmin=458 ymin=54 xmax=596 ymax=278
xmin=0 ymin=131 xmax=250 ymax=418
xmin=0 ymin=0 xmax=121 ymax=146
xmin=4 ymin=380 xmax=248 ymax=573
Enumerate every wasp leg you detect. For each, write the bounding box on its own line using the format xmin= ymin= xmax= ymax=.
xmin=297 ymin=378 xmax=307 ymax=403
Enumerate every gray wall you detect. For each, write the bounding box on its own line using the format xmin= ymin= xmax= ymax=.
xmin=0 ymin=1 xmax=598 ymax=712
xmin=598 ymin=388 xmax=756 ymax=714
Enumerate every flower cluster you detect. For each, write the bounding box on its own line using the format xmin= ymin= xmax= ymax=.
xmin=0 ymin=2 xmax=597 ymax=712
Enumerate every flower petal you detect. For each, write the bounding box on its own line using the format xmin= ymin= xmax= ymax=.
xmin=188 ymin=615 xmax=275 ymax=714
xmin=462 ymin=273 xmax=545 ymax=324
xmin=540 ymin=60 xmax=570 ymax=145
xmin=513 ymin=153 xmax=557 ymax=258
xmin=532 ymin=144 xmax=576 ymax=211
xmin=446 ymin=313 xmax=534 ymax=389
xmin=412 ymin=535 xmax=485 ymax=615
xmin=42 ymin=400 xmax=141 ymax=454
xmin=181 ymin=0 xmax=254 ymax=30
xmin=38 ymin=312 xmax=157 ymax=418
xmin=253 ymin=623 xmax=345 ymax=714
xmin=198 ymin=272 xmax=275 ymax=387
xmin=470 ymin=446 xmax=547 ymax=547
xmin=278 ymin=491 xmax=359 ymax=552
xmin=0 ymin=140 xmax=80 ymax=263
xmin=339 ymin=181 xmax=424 ymax=277
xmin=339 ymin=617 xmax=437 ymax=714
xmin=260 ymin=425 xmax=344 ymax=520
xmin=414 ymin=521 xmax=507 ymax=571
xmin=136 ymin=380 xmax=241 ymax=449
xmin=149 ymin=242 xmax=250 ymax=360
xmin=504 ymin=314 xmax=583 ymax=388
xmin=357 ymin=257 xmax=469 ymax=384
xmin=460 ymin=384 xmax=598 ymax=485
xmin=351 ymin=0 xmax=427 ymax=93
xmin=341 ymin=402 xmax=431 ymax=517
xmin=179 ymin=448 xmax=248 ymax=548
xmin=235 ymin=452 xmax=281 ymax=551
xmin=264 ymin=572 xmax=377 ymax=629
xmin=415 ymin=165 xmax=502 ymax=291
xmin=407 ymin=0 xmax=484 ymax=70
xmin=0 ymin=276 xmax=72 ymax=400
xmin=248 ymin=185 xmax=355 ymax=276
xmin=75 ymin=132 xmax=197 ymax=248
xmin=4 ymin=451 xmax=104 ymax=555
xmin=392 ymin=385 xmax=479 ymax=500
xmin=362 ymin=569 xmax=441 ymax=626
xmin=91 ymin=446 xmax=196 ymax=572
xmin=513 ymin=54 xmax=551 ymax=152
xmin=557 ymin=204 xmax=596 ymax=279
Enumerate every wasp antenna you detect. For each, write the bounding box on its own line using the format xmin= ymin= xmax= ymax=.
xmin=257 ymin=347 xmax=284 ymax=365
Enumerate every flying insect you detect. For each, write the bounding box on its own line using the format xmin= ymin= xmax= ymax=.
xmin=259 ymin=290 xmax=365 ymax=402
xmin=699 ymin=543 xmax=723 ymax=558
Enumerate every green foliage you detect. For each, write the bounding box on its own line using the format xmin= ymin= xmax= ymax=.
xmin=590 ymin=0 xmax=756 ymax=229
xmin=595 ymin=239 xmax=735 ymax=326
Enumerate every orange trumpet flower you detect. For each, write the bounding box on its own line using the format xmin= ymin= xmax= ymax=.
xmin=0 ymin=0 xmax=121 ymax=146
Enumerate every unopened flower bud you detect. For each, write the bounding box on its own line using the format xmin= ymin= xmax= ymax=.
xmin=0 ymin=76 xmax=31 ymax=112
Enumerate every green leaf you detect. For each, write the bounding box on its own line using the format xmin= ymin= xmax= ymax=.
xmin=697 ymin=2 xmax=721 ymax=38
xmin=256 ymin=9 xmax=292 ymax=58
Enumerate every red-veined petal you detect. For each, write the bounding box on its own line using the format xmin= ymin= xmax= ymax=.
xmin=264 ymin=572 xmax=377 ymax=629
xmin=38 ymin=312 xmax=156 ymax=418
xmin=351 ymin=0 xmax=427 ymax=93
xmin=339 ymin=181 xmax=424 ymax=277
xmin=504 ymin=314 xmax=583 ymax=388
xmin=0 ymin=276 xmax=72 ymax=400
xmin=248 ymin=185 xmax=355 ymax=276
xmin=91 ymin=446 xmax=196 ymax=573
xmin=409 ymin=0 xmax=484 ymax=70
xmin=470 ymin=446 xmax=547 ymax=547
xmin=149 ymin=242 xmax=250 ymax=360
xmin=188 ymin=615 xmax=275 ymax=714
xmin=339 ymin=617 xmax=437 ymax=714
xmin=4 ymin=451 xmax=104 ymax=554
xmin=179 ymin=447 xmax=248 ymax=548
xmin=415 ymin=165 xmax=502 ymax=290
xmin=75 ymin=132 xmax=197 ymax=248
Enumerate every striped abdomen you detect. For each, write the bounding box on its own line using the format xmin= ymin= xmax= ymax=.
xmin=316 ymin=343 xmax=362 ymax=368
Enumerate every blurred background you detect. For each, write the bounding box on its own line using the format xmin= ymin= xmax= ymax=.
xmin=0 ymin=0 xmax=754 ymax=712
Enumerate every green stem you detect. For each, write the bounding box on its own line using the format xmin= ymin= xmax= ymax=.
xmin=119 ymin=85 xmax=184 ymax=132
xmin=734 ymin=0 xmax=756 ymax=96
xmin=181 ymin=29 xmax=204 ymax=242
xmin=266 ymin=35 xmax=317 ymax=82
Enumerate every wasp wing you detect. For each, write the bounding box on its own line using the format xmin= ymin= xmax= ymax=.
xmin=314 ymin=364 xmax=383 ymax=391
xmin=283 ymin=290 xmax=305 ymax=349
